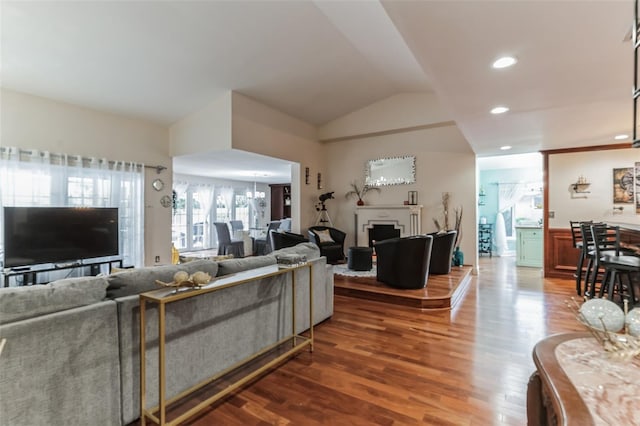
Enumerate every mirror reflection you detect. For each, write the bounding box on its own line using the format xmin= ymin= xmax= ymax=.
xmin=365 ymin=156 xmax=416 ymax=186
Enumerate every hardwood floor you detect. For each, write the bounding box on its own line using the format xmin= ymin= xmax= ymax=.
xmin=142 ymin=256 xmax=586 ymax=425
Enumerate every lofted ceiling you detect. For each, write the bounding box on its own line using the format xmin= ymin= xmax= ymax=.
xmin=2 ymin=0 xmax=636 ymax=181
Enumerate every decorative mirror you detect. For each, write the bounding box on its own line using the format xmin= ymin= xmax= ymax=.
xmin=160 ymin=195 xmax=172 ymax=208
xmin=365 ymin=156 xmax=416 ymax=186
xmin=152 ymin=178 xmax=164 ymax=191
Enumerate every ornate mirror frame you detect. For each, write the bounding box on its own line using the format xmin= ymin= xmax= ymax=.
xmin=365 ymin=155 xmax=416 ymax=186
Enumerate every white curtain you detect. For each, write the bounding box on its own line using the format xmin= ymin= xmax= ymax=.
xmin=494 ymin=212 xmax=508 ymax=256
xmin=498 ymin=182 xmax=526 ymax=213
xmin=193 ymin=182 xmax=215 ymax=247
xmin=0 ymin=147 xmax=144 ymax=272
xmin=493 ymin=182 xmax=526 ymax=256
xmin=219 ymin=186 xmax=234 ymax=220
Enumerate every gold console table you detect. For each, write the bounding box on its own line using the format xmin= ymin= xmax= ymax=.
xmin=139 ymin=263 xmax=313 ymax=425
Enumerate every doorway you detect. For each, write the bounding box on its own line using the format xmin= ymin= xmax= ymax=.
xmin=477 ymin=153 xmax=543 ymax=265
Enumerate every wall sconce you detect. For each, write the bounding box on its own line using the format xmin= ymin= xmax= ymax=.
xmin=317 ymin=172 xmax=322 ymax=190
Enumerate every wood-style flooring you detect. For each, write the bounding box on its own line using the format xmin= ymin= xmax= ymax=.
xmin=136 ymin=256 xmax=586 ymax=425
xmin=334 ymin=265 xmax=473 ymax=309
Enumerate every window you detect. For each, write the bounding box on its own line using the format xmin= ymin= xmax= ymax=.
xmin=0 ymin=148 xmax=144 ymax=268
xmin=171 ymin=181 xmax=214 ymax=251
xmin=234 ymin=192 xmax=249 ymax=228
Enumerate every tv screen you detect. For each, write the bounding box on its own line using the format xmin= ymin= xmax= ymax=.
xmin=3 ymin=207 xmax=119 ymax=268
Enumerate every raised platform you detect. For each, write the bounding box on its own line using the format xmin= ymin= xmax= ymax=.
xmin=334 ymin=265 xmax=473 ymax=310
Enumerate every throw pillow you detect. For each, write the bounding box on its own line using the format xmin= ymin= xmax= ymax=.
xmin=315 ymin=229 xmax=334 ymax=243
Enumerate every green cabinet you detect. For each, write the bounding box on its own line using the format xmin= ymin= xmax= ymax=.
xmin=516 ymin=227 xmax=543 ymax=267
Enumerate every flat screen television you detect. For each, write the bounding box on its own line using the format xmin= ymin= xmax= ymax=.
xmin=3 ymin=207 xmax=119 ymax=268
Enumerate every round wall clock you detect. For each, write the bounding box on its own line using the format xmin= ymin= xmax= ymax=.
xmin=160 ymin=195 xmax=172 ymax=208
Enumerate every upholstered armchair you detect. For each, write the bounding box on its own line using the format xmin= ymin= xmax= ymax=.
xmin=374 ymin=235 xmax=433 ymax=289
xmin=307 ymin=226 xmax=346 ymax=264
xmin=426 ymin=230 xmax=457 ymax=275
xmin=269 ymin=230 xmax=308 ymax=251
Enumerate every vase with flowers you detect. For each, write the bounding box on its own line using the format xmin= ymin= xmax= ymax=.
xmin=345 ymin=180 xmax=381 ymax=206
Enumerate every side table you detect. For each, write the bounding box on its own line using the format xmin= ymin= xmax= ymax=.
xmin=347 ymin=246 xmax=373 ymax=271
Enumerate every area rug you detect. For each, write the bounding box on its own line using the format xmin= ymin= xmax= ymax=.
xmin=333 ymin=264 xmax=376 ymax=278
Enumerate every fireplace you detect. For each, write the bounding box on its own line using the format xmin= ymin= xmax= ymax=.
xmin=368 ymin=224 xmax=400 ymax=246
xmin=354 ymin=205 xmax=422 ymax=247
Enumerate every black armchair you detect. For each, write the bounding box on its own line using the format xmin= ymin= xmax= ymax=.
xmin=426 ymin=230 xmax=457 ymax=275
xmin=269 ymin=230 xmax=308 ymax=251
xmin=307 ymin=226 xmax=346 ymax=264
xmin=374 ymin=235 xmax=433 ymax=289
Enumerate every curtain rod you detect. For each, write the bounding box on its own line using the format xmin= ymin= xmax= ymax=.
xmin=2 ymin=147 xmax=167 ymax=174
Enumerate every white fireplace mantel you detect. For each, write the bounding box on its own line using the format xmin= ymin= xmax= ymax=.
xmin=354 ymin=205 xmax=422 ymax=246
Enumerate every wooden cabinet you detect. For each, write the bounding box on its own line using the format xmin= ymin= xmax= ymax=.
xmin=516 ymin=227 xmax=543 ymax=267
xmin=270 ymin=183 xmax=291 ymax=220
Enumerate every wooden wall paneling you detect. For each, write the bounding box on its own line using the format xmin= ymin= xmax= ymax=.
xmin=545 ymin=228 xmax=580 ymax=280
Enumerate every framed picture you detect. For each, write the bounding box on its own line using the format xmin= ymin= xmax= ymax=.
xmin=613 ymin=167 xmax=634 ymax=204
xmin=317 ymin=172 xmax=322 ymax=190
xmin=305 ymin=167 xmax=310 ymax=185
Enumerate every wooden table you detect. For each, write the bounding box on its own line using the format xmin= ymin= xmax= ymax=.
xmin=528 ymin=332 xmax=640 ymax=425
xmin=139 ymin=263 xmax=313 ymax=426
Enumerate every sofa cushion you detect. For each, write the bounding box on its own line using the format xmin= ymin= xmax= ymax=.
xmin=106 ymin=260 xmax=218 ymax=298
xmin=216 ymin=256 xmax=277 ymax=277
xmin=270 ymin=242 xmax=321 ymax=261
xmin=0 ymin=276 xmax=108 ymax=324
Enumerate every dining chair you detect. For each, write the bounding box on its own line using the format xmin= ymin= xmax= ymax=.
xmin=213 ymin=222 xmax=244 ymax=257
xmin=591 ymin=224 xmax=640 ymax=305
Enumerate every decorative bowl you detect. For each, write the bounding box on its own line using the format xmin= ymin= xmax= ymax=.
xmin=626 ymin=308 xmax=640 ymax=337
xmin=579 ymin=298 xmax=625 ymax=332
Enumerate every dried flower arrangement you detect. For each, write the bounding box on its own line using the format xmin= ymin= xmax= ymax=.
xmin=433 ymin=192 xmax=463 ymax=247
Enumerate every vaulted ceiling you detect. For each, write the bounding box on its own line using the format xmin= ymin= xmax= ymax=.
xmin=2 ymin=1 xmax=635 ymax=164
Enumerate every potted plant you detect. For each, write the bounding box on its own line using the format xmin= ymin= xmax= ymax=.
xmin=345 ymin=180 xmax=381 ymax=206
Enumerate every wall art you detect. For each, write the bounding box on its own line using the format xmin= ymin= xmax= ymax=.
xmin=613 ymin=167 xmax=634 ymax=204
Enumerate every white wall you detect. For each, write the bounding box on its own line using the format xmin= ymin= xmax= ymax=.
xmin=325 ymin=124 xmax=478 ymax=266
xmin=1 ymin=89 xmax=172 ymax=266
xmin=231 ymin=93 xmax=325 ymax=231
xmin=318 ymin=92 xmax=452 ymax=141
xmin=548 ymin=148 xmax=640 ymax=228
xmin=169 ymin=92 xmax=232 ymax=157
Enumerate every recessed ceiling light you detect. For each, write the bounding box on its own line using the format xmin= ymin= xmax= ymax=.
xmin=500 ymin=145 xmax=512 ymax=151
xmin=492 ymin=56 xmax=518 ymax=69
xmin=614 ymin=134 xmax=629 ymax=140
xmin=491 ymin=106 xmax=509 ymax=114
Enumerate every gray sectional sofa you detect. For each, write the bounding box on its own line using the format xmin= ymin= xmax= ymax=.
xmin=0 ymin=243 xmax=333 ymax=426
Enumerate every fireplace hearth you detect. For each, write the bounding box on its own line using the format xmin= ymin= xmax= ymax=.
xmin=368 ymin=224 xmax=400 ymax=246
xmin=354 ymin=205 xmax=422 ymax=247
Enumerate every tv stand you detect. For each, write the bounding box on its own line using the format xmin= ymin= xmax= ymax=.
xmin=2 ymin=258 xmax=123 ymax=287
